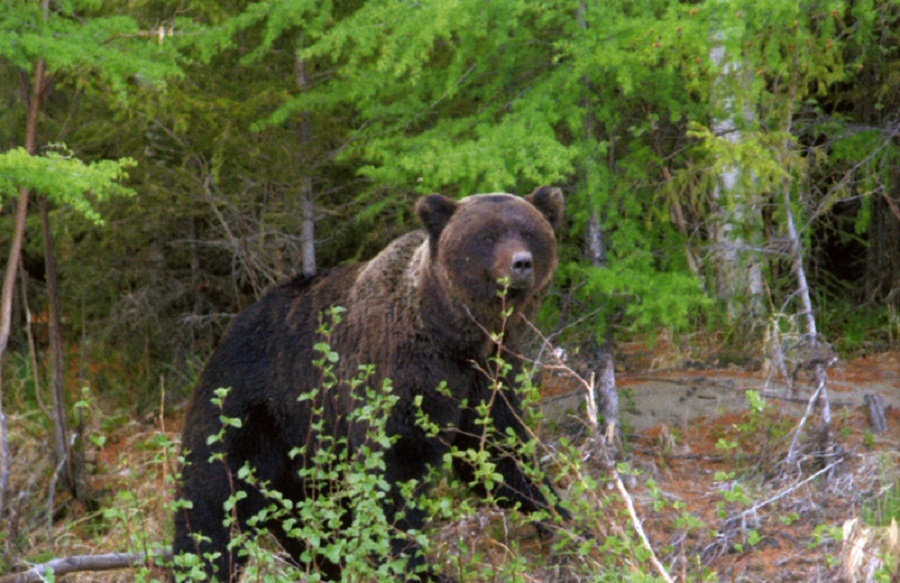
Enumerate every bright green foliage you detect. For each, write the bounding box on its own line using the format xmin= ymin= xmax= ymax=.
xmin=0 ymin=0 xmax=189 ymax=225
xmin=231 ymin=0 xmax=717 ymax=335
xmin=112 ymin=0 xmax=897 ymax=346
xmin=577 ymin=261 xmax=711 ymax=332
xmin=0 ymin=0 xmax=187 ymax=97
xmin=2 ymin=0 xmax=897 ymax=397
xmin=0 ymin=146 xmax=136 ymax=225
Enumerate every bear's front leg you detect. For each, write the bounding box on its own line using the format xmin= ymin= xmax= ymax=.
xmin=377 ymin=437 xmax=453 ymax=582
xmin=173 ymin=450 xmax=248 ymax=583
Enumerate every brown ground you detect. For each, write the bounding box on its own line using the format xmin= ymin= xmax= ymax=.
xmin=540 ymin=349 xmax=900 ymax=582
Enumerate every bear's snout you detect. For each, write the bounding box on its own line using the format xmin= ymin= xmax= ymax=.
xmin=510 ymin=251 xmax=534 ymax=287
xmin=489 ymin=236 xmax=538 ymax=292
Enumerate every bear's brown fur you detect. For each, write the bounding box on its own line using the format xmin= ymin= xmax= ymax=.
xmin=173 ymin=187 xmax=566 ymax=582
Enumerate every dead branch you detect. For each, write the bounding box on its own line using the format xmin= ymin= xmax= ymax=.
xmin=785 ymin=380 xmax=826 ymax=468
xmin=882 ymin=190 xmax=900 ymax=222
xmin=741 ymin=459 xmax=840 ymax=519
xmin=518 ymin=320 xmax=673 ymax=578
xmin=782 ymin=183 xmax=837 ymax=468
xmin=0 ymin=551 xmax=172 ymax=583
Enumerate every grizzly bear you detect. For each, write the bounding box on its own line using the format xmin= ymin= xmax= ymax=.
xmin=173 ymin=187 xmax=566 ymax=582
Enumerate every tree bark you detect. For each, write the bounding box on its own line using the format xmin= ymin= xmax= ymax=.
xmin=595 ymin=349 xmax=620 ymax=452
xmin=864 ymin=394 xmax=888 ymax=434
xmin=40 ymin=197 xmax=89 ymax=502
xmin=295 ymin=53 xmax=316 ymax=278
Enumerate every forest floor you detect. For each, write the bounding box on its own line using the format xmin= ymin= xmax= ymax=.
xmin=3 ymin=348 xmax=899 ymax=582
xmin=539 ymin=346 xmax=900 ymax=582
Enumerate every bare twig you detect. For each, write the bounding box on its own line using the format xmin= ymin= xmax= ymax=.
xmin=518 ymin=320 xmax=669 ymax=578
xmin=704 ymin=460 xmax=840 ymax=561
xmin=18 ymin=260 xmax=52 ymax=422
xmin=740 ymin=459 xmax=839 ymax=519
xmin=523 ymin=319 xmax=619 ymax=450
xmin=0 ymin=404 xmax=7 ymax=524
xmin=46 ymin=455 xmax=67 ymax=543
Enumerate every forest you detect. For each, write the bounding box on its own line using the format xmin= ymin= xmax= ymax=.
xmin=1 ymin=0 xmax=899 ymax=581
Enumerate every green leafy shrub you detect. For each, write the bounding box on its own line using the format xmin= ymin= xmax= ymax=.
xmin=163 ymin=301 xmax=679 ymax=582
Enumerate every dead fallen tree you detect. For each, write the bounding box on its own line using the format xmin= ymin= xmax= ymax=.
xmin=0 ymin=550 xmax=171 ymax=583
xmin=781 ymin=184 xmax=838 ymax=469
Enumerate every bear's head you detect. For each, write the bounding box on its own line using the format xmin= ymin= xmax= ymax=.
xmin=416 ymin=186 xmax=564 ymax=331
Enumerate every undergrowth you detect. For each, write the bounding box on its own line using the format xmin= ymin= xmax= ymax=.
xmin=2 ymin=322 xmax=899 ymax=581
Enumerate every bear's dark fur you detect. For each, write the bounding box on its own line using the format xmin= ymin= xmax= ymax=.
xmin=173 ymin=187 xmax=566 ymax=582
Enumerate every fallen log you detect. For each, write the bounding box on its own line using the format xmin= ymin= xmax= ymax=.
xmin=0 ymin=550 xmax=171 ymax=583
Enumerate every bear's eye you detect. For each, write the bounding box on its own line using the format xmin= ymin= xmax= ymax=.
xmin=482 ymin=233 xmax=498 ymax=243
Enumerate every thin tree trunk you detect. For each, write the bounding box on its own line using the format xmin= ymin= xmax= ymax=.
xmin=295 ymin=53 xmax=316 ymax=278
xmin=0 ymin=194 xmax=32 ymax=363
xmin=189 ymin=215 xmax=202 ymax=350
xmin=0 ymin=39 xmax=48 ymax=519
xmin=300 ymin=181 xmax=316 ymax=277
xmin=0 ymin=193 xmax=28 ymax=521
xmin=577 ymin=3 xmax=607 ymax=269
xmin=596 ymin=349 xmax=619 ymax=452
xmin=18 ymin=259 xmax=51 ymax=423
xmin=40 ymin=197 xmax=88 ymax=501
xmin=586 ymin=213 xmax=605 ymax=267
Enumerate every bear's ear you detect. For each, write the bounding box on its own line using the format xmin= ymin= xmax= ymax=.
xmin=416 ymin=194 xmax=458 ymax=242
xmin=526 ymin=186 xmax=565 ymax=231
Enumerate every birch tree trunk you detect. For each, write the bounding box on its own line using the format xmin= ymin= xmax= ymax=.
xmin=709 ymin=41 xmax=764 ymax=320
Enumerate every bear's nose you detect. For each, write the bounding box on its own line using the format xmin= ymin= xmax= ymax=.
xmin=510 ymin=251 xmax=534 ymax=284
